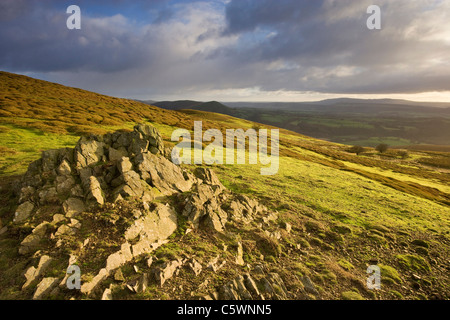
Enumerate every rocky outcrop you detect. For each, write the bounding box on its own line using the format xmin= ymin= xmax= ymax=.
xmin=11 ymin=123 xmax=279 ymax=300
xmin=17 ymin=124 xmax=191 ymax=218
xmin=204 ymin=272 xmax=291 ymax=300
xmin=23 ymin=255 xmax=54 ymax=290
xmin=32 ymin=277 xmax=60 ymax=300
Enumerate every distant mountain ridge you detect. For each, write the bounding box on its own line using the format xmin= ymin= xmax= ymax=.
xmin=144 ymin=100 xmax=236 ymax=115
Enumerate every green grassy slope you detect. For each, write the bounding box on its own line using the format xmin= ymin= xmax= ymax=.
xmin=0 ymin=72 xmax=449 ymax=300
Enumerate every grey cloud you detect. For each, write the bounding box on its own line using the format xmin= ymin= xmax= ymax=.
xmin=1 ymin=0 xmax=450 ymax=98
xmin=218 ymin=0 xmax=450 ymax=94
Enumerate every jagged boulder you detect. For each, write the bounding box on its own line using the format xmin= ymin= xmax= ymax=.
xmin=19 ymin=222 xmax=49 ymax=255
xmin=179 ymin=169 xmax=276 ymax=232
xmin=152 ymin=259 xmax=184 ymax=287
xmin=135 ymin=152 xmax=195 ymax=195
xmin=206 ymin=272 xmax=290 ymax=300
xmin=33 ymin=277 xmax=60 ymax=300
xmin=14 ymin=201 xmax=34 ymax=223
xmin=23 ymin=255 xmax=54 ymax=290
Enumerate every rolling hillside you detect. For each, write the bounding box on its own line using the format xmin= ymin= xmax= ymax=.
xmin=150 ymin=99 xmax=450 ymax=147
xmin=0 ymin=72 xmax=449 ymax=300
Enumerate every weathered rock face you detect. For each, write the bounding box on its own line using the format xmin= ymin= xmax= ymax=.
xmin=178 ymin=179 xmax=273 ymax=232
xmin=16 ymin=124 xmax=194 ymax=224
xmin=205 ymin=272 xmax=291 ymax=300
xmin=12 ymin=123 xmax=280 ymax=300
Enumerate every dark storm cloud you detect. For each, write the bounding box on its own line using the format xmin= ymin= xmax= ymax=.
xmin=223 ymin=0 xmax=324 ymax=35
xmin=218 ymin=0 xmax=450 ymax=94
xmin=1 ymin=0 xmax=449 ymax=98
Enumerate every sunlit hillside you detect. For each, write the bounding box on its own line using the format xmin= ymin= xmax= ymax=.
xmin=0 ymin=72 xmax=449 ymax=300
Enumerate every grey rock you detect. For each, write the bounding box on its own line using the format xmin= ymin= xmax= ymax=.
xmin=207 ymin=255 xmax=226 ymax=272
xmin=108 ymin=147 xmax=128 ymax=162
xmin=235 ymin=241 xmax=245 ymax=266
xmin=127 ymin=273 xmax=149 ymax=293
xmin=19 ymin=222 xmax=49 ymax=255
xmin=182 ymin=184 xmax=226 ymax=231
xmin=75 ymin=137 xmax=105 ymax=168
xmin=86 ymin=176 xmax=104 ymax=206
xmin=38 ymin=187 xmax=59 ymax=205
xmin=235 ymin=275 xmax=252 ymax=299
xmin=33 ymin=277 xmax=60 ymax=300
xmin=41 ymin=149 xmax=60 ymax=172
xmin=19 ymin=186 xmax=35 ymax=204
xmin=70 ymin=184 xmax=84 ymax=198
xmin=267 ymin=273 xmax=289 ymax=299
xmin=23 ymin=255 xmax=53 ymax=290
xmin=105 ymin=242 xmax=133 ymax=273
xmin=125 ymin=204 xmax=178 ymax=256
xmin=134 ymin=123 xmax=164 ymax=152
xmin=194 ymin=167 xmax=224 ymax=189
xmin=115 ymin=170 xmax=145 ymax=198
xmin=63 ymin=198 xmax=86 ymax=218
xmin=228 ymin=194 xmax=268 ymax=225
xmin=81 ymin=268 xmax=109 ymax=296
xmin=114 ymin=269 xmax=125 ymax=282
xmin=117 ymin=157 xmax=133 ymax=174
xmin=136 ymin=153 xmax=192 ymax=194
xmin=69 ymin=218 xmax=81 ymax=229
xmin=220 ymin=283 xmax=241 ymax=300
xmin=55 ymin=224 xmax=77 ymax=237
xmin=153 ymin=259 xmax=183 ymax=287
xmin=56 ymin=159 xmax=72 ymax=176
xmin=244 ymin=274 xmax=260 ymax=296
xmin=128 ymin=131 xmax=149 ymax=156
xmin=52 ymin=214 xmax=66 ymax=224
xmin=301 ymin=276 xmax=319 ymax=296
xmin=101 ymin=288 xmax=113 ymax=300
xmin=187 ymin=258 xmax=203 ymax=276
xmin=55 ymin=175 xmax=76 ymax=195
xmin=14 ymin=201 xmax=34 ymax=223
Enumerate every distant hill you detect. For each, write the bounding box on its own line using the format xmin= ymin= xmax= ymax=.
xmin=313 ymin=98 xmax=450 ymax=108
xmin=226 ymin=100 xmax=450 ymax=112
xmin=151 ymin=100 xmax=203 ymax=110
xmin=151 ymin=100 xmax=236 ymax=116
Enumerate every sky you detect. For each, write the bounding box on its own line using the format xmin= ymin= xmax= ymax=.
xmin=1 ymin=0 xmax=450 ymax=102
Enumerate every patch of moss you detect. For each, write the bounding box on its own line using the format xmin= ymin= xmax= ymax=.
xmin=396 ymin=254 xmax=431 ymax=272
xmin=321 ymin=270 xmax=337 ymax=284
xmin=341 ymin=291 xmax=365 ymax=300
xmin=338 ymin=259 xmax=354 ymax=271
xmin=305 ymin=220 xmax=325 ymax=232
xmin=332 ymin=225 xmax=352 ymax=235
xmin=414 ymin=246 xmax=429 ymax=256
xmin=367 ymin=232 xmax=387 ymax=244
xmin=379 ymin=264 xmax=402 ymax=284
xmin=367 ymin=224 xmax=390 ymax=234
xmin=309 ymin=237 xmax=323 ymax=247
xmin=411 ymin=239 xmax=430 ymax=248
xmin=390 ymin=290 xmax=403 ymax=299
xmin=256 ymin=233 xmax=282 ymax=257
xmin=297 ymin=238 xmax=311 ymax=248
